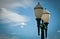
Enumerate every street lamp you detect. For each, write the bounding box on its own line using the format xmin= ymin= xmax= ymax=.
xmin=42 ymin=9 xmax=50 ymax=38
xmin=34 ymin=2 xmax=50 ymax=39
xmin=34 ymin=2 xmax=43 ymax=35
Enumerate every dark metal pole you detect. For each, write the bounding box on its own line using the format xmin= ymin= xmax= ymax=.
xmin=44 ymin=23 xmax=48 ymax=38
xmin=41 ymin=27 xmax=44 ymax=39
xmin=36 ymin=18 xmax=41 ymax=36
xmin=45 ymin=29 xmax=47 ymax=38
xmin=41 ymin=20 xmax=44 ymax=39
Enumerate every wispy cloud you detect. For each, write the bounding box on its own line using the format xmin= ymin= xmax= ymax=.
xmin=0 ymin=0 xmax=33 ymax=28
xmin=0 ymin=8 xmax=29 ymax=27
xmin=57 ymin=30 xmax=60 ymax=32
xmin=0 ymin=0 xmax=34 ymax=9
xmin=11 ymin=33 xmax=16 ymax=35
xmin=0 ymin=34 xmax=18 ymax=39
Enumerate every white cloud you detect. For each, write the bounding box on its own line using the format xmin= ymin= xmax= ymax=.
xmin=0 ymin=0 xmax=34 ymax=9
xmin=20 ymin=22 xmax=27 ymax=28
xmin=0 ymin=34 xmax=18 ymax=39
xmin=20 ymin=26 xmax=24 ymax=28
xmin=0 ymin=8 xmax=28 ymax=22
xmin=0 ymin=8 xmax=29 ymax=27
xmin=20 ymin=22 xmax=27 ymax=25
xmin=11 ymin=33 xmax=16 ymax=35
xmin=57 ymin=30 xmax=60 ymax=32
xmin=11 ymin=36 xmax=18 ymax=39
xmin=0 ymin=36 xmax=9 ymax=39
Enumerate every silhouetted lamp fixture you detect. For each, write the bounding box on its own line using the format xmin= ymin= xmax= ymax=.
xmin=34 ymin=2 xmax=50 ymax=39
xmin=42 ymin=8 xmax=50 ymax=38
xmin=34 ymin=2 xmax=43 ymax=35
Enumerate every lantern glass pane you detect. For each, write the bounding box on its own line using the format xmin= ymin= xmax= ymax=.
xmin=34 ymin=9 xmax=43 ymax=18
xmin=42 ymin=13 xmax=50 ymax=22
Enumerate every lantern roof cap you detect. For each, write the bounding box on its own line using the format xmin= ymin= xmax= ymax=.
xmin=43 ymin=8 xmax=50 ymax=14
xmin=34 ymin=2 xmax=43 ymax=9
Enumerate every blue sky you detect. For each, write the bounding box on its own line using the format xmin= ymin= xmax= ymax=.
xmin=0 ymin=0 xmax=60 ymax=39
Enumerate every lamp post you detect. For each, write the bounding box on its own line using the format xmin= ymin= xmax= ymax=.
xmin=34 ymin=2 xmax=43 ymax=35
xmin=34 ymin=2 xmax=50 ymax=39
xmin=42 ymin=9 xmax=50 ymax=38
